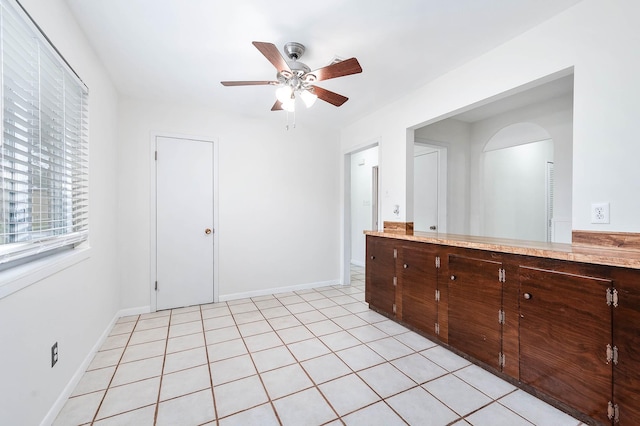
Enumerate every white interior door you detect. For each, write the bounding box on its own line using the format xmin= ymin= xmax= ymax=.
xmin=414 ymin=151 xmax=439 ymax=232
xmin=156 ymin=136 xmax=214 ymax=310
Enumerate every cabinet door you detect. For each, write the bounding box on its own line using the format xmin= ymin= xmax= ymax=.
xmin=448 ymin=253 xmax=503 ymax=369
xmin=398 ymin=242 xmax=438 ymax=338
xmin=612 ymin=268 xmax=640 ymax=424
xmin=365 ymin=236 xmax=396 ymax=316
xmin=519 ymin=266 xmax=612 ymax=424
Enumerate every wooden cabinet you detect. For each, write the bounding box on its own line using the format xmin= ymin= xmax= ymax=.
xmin=611 ymin=267 xmax=640 ymax=424
xmin=397 ymin=242 xmax=440 ymax=340
xmin=448 ymin=251 xmax=504 ymax=370
xmin=519 ymin=261 xmax=613 ymax=425
xmin=365 ymin=235 xmax=397 ymax=317
xmin=364 ymin=234 xmax=640 ymax=424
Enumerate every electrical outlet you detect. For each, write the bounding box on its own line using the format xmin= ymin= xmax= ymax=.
xmin=51 ymin=342 xmax=58 ymax=367
xmin=591 ymin=202 xmax=610 ymax=224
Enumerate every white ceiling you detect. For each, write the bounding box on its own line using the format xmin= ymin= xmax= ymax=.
xmin=64 ymin=0 xmax=583 ymax=130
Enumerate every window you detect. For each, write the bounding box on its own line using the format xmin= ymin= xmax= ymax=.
xmin=0 ymin=0 xmax=88 ymax=267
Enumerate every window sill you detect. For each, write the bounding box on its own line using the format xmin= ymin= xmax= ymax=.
xmin=0 ymin=246 xmax=91 ymax=299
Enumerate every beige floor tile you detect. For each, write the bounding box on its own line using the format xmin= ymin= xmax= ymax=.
xmin=92 ymin=405 xmax=155 ymax=425
xmin=357 ymin=363 xmax=415 ymax=398
xmin=276 ymin=325 xmax=314 ymax=344
xmin=159 ymin=364 xmax=211 ymax=401
xmin=71 ymin=366 xmax=116 ymax=396
xmin=367 ymin=336 xmax=414 ymax=361
xmin=287 ymin=337 xmax=331 ymax=362
xmin=157 ymin=389 xmax=215 ymax=425
xmin=96 ymin=377 xmax=160 ymax=420
xmin=111 ymin=356 xmax=163 ymax=386
xmin=218 ymin=402 xmax=279 ymax=426
xmin=387 ymin=386 xmax=458 ymax=426
xmin=273 ymin=387 xmax=337 ymax=426
xmin=391 ymin=353 xmax=448 ymax=384
xmin=166 ymin=332 xmax=205 ymax=353
xmin=319 ymin=373 xmax=380 ymax=416
xmin=88 ymin=347 xmax=125 ymax=370
xmin=342 ymin=401 xmax=406 ymax=426
xmin=121 ymin=340 xmax=166 ymax=363
xmin=260 ymin=363 xmax=314 ymax=399
xmin=163 ymin=346 xmax=208 ymax=374
xmin=214 ymin=375 xmax=269 ymax=418
xmin=207 ymin=338 xmax=247 ymax=362
xmin=237 ymin=320 xmax=273 ymax=337
xmin=301 ymin=353 xmax=351 ymax=385
xmin=53 ymin=391 xmax=105 ymax=426
xmin=243 ymin=331 xmax=283 ymax=352
xmin=210 ymin=354 xmax=256 ymax=385
xmin=251 ymin=346 xmax=296 ymax=372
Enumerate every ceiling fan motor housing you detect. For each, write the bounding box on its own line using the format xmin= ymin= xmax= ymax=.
xmin=284 ymin=42 xmax=305 ymax=60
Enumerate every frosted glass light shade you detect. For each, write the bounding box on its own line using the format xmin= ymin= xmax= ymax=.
xmin=300 ymin=89 xmax=318 ymax=108
xmin=276 ymin=85 xmax=293 ymax=103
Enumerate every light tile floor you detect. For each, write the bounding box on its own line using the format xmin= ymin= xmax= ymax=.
xmin=54 ymin=265 xmax=587 ymax=426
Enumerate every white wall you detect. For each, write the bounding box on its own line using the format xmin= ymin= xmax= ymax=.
xmin=482 ymin=140 xmax=554 ymax=241
xmin=469 ymin=94 xmax=573 ymax=241
xmin=350 ymin=146 xmax=378 ymax=266
xmin=341 ymin=0 xmax=640 ymax=235
xmin=0 ymin=0 xmax=120 ymax=425
xmin=118 ymin=98 xmax=342 ymax=308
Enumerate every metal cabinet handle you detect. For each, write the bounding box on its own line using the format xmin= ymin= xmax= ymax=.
xmin=450 ymin=275 xmax=456 ymax=281
xmin=523 ymin=293 xmax=532 ymax=300
xmin=403 ymin=264 xmax=408 ymax=269
xmin=370 ymin=255 xmax=375 ymax=260
xmin=205 ymin=228 xmax=212 ymax=235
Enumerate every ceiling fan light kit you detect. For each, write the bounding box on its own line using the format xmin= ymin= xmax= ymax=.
xmin=221 ymin=41 xmax=362 ymax=119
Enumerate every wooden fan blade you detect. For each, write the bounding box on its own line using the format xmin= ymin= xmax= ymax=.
xmin=312 ymin=86 xmax=349 ymax=107
xmin=221 ymin=80 xmax=278 ymax=86
xmin=252 ymin=41 xmax=291 ymax=74
xmin=271 ymin=100 xmax=283 ymax=111
xmin=310 ymin=57 xmax=362 ymax=82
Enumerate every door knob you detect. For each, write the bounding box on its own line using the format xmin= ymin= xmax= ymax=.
xmin=205 ymin=228 xmax=212 ymax=235
xmin=523 ymin=293 xmax=532 ymax=300
xmin=450 ymin=275 xmax=456 ymax=281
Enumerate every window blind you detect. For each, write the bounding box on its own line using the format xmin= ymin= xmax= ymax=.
xmin=0 ymin=0 xmax=88 ymax=266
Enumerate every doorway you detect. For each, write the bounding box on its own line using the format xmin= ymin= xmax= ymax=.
xmin=413 ymin=142 xmax=447 ymax=233
xmin=151 ymin=135 xmax=218 ymax=310
xmin=343 ymin=143 xmax=379 ymax=286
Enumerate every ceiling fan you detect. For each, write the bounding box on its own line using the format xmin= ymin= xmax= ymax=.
xmin=221 ymin=41 xmax=362 ymax=112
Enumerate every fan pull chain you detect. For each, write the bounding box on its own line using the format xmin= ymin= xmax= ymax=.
xmin=285 ymin=110 xmax=296 ymax=131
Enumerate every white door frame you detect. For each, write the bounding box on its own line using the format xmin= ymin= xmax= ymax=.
xmin=149 ymin=132 xmax=220 ymax=312
xmin=342 ymin=140 xmax=379 ymax=286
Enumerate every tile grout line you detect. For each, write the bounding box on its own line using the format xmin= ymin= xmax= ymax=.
xmin=89 ymin=314 xmax=141 ymax=425
xmin=218 ymin=299 xmax=284 ymax=425
xmin=152 ymin=310 xmax=172 ymax=425
xmin=200 ymin=303 xmax=220 ymax=425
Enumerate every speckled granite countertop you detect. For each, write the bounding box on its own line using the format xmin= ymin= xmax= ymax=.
xmin=364 ymin=231 xmax=640 ymax=269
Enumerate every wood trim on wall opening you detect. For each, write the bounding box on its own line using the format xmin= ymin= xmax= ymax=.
xmin=572 ymin=230 xmax=640 ymax=251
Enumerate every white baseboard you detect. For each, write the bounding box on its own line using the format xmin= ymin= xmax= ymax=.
xmin=119 ymin=305 xmax=151 ymax=317
xmin=219 ymin=279 xmax=340 ymax=302
xmin=40 ymin=306 xmax=148 ymax=426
